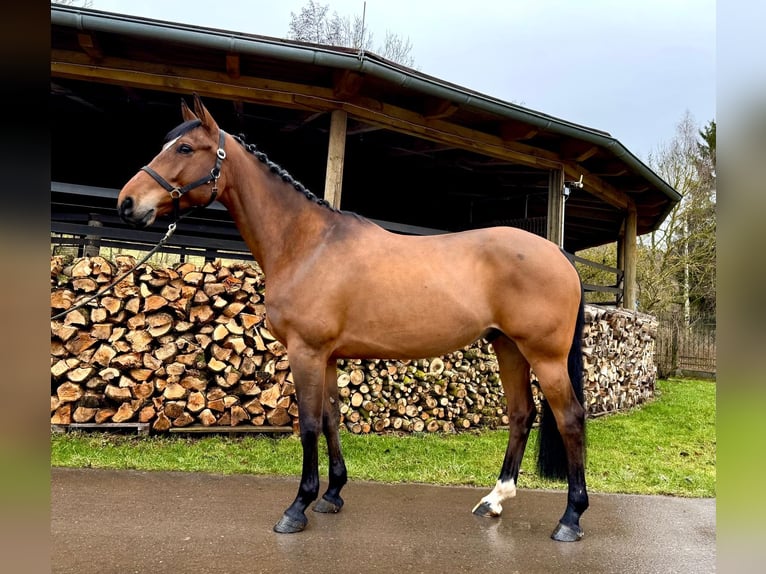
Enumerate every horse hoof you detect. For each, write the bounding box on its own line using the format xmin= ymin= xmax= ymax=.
xmin=273 ymin=513 xmax=307 ymax=534
xmin=551 ymin=522 xmax=583 ymax=542
xmin=313 ymin=496 xmax=343 ymax=514
xmin=472 ymin=501 xmax=501 ymax=518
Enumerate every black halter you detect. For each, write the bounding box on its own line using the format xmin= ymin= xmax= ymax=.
xmin=141 ymin=129 xmax=227 ymax=221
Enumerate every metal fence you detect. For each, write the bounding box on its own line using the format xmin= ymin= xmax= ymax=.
xmin=655 ymin=310 xmax=716 ymax=378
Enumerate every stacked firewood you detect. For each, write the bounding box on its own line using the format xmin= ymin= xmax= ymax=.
xmin=50 ymin=255 xmax=657 ymax=434
xmin=581 ymin=306 xmax=658 ymax=415
xmin=336 ymin=344 xmax=509 ymax=434
xmin=50 ymin=255 xmax=299 ymax=432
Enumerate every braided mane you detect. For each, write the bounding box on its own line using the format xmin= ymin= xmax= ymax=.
xmin=232 ymin=133 xmax=339 ymax=212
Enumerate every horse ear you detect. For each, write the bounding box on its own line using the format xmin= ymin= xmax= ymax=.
xmin=181 ymin=98 xmax=196 ymax=122
xmin=192 ymin=93 xmax=219 ymax=131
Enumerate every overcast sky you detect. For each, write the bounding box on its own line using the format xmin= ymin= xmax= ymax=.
xmin=84 ymin=0 xmax=715 ymax=160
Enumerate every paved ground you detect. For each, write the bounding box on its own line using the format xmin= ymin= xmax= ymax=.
xmin=51 ymin=467 xmax=715 ymax=574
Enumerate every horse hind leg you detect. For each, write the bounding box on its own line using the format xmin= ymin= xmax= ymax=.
xmin=529 ymin=356 xmax=589 ymax=542
xmin=472 ymin=335 xmax=536 ymax=518
xmin=313 ymin=361 xmax=348 ymax=514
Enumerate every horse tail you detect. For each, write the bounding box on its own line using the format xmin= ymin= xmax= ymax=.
xmin=536 ymin=278 xmax=586 ymax=480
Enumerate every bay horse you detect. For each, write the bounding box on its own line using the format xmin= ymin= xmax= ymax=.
xmin=117 ymin=95 xmax=589 ymax=542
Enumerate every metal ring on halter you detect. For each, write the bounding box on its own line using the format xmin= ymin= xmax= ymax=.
xmin=216 ymin=148 xmax=226 ymax=160
xmin=169 ymin=189 xmax=182 ymax=199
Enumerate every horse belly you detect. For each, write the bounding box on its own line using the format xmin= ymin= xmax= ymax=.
xmin=333 ymin=279 xmax=490 ymax=360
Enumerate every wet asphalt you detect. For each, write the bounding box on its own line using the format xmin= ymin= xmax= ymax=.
xmin=51 ymin=467 xmax=715 ymax=574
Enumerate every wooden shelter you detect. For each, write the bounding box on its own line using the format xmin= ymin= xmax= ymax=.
xmin=50 ymin=5 xmax=681 ymax=309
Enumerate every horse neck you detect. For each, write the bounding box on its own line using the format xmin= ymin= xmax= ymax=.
xmin=217 ymin=147 xmax=334 ymax=276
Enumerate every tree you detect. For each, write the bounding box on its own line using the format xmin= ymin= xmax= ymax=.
xmin=288 ymin=0 xmax=415 ymax=67
xmin=577 ymin=114 xmax=716 ymax=320
xmin=638 ymin=112 xmax=716 ymax=319
xmin=684 ymin=119 xmax=716 ymax=317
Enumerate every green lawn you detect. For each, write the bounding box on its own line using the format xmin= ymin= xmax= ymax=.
xmin=51 ymin=378 xmax=716 ymax=497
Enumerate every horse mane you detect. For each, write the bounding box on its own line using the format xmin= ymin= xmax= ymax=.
xmin=232 ymin=133 xmax=340 ymax=213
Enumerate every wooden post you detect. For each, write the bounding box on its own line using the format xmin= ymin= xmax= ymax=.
xmin=547 ymin=168 xmax=565 ymax=247
xmin=323 ymin=109 xmax=348 ymax=210
xmin=83 ymin=214 xmax=102 ymax=258
xmin=623 ymin=206 xmax=638 ymax=310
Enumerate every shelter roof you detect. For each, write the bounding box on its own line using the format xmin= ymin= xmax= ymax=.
xmin=51 ymin=5 xmax=680 ymax=251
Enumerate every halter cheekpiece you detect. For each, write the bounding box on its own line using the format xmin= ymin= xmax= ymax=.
xmin=140 ymin=129 xmax=227 ymax=221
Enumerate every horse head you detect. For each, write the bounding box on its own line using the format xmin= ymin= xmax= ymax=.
xmin=117 ymin=94 xmax=226 ymax=227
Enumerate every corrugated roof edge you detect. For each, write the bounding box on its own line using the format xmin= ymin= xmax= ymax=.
xmin=51 ymin=4 xmax=681 ymax=205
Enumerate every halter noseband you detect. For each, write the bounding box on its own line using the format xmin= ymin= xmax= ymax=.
xmin=140 ymin=129 xmax=227 ymax=221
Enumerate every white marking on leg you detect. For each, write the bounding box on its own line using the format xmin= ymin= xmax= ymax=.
xmin=472 ymin=479 xmax=517 ymax=516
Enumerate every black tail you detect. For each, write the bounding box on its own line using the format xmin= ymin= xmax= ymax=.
xmin=536 ymin=281 xmax=586 ymax=480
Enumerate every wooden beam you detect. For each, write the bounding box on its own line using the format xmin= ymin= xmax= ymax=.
xmin=563 ymin=162 xmax=630 ymax=210
xmin=588 ymin=159 xmax=633 ymax=178
xmin=547 ymin=168 xmax=565 ymax=247
xmin=623 ymin=206 xmax=638 ymax=310
xmin=77 ymin=33 xmax=103 ymax=60
xmin=324 ymin=109 xmax=348 ymax=210
xmin=324 ymin=98 xmax=564 ymax=170
xmin=52 ymin=49 xmax=336 ymax=109
xmin=51 ymin=51 xmax=564 ymax=169
xmin=423 ymin=98 xmax=458 ymax=120
xmin=561 ymin=141 xmax=600 ymax=162
xmin=51 ymin=51 xmax=562 ymax=170
xmin=226 ymin=53 xmax=240 ymax=79
xmin=593 ymin=168 xmax=629 ymax=177
xmin=500 ymin=121 xmax=539 ymax=141
xmin=575 ymin=146 xmax=599 ymax=162
xmin=332 ymin=69 xmax=364 ymax=99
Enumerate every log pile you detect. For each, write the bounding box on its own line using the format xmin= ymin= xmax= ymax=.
xmin=336 ymin=343 xmax=509 ymax=434
xmin=50 ymin=255 xmax=657 ymax=434
xmin=50 ymin=255 xmax=298 ymax=433
xmin=581 ymin=306 xmax=658 ymax=415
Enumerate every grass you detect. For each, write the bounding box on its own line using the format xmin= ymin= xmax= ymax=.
xmin=51 ymin=378 xmax=716 ymax=497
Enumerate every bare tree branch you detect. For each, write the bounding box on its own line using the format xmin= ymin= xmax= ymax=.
xmin=288 ymin=1 xmax=415 ymax=66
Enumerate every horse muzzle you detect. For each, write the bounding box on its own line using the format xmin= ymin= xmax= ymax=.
xmin=118 ymin=196 xmax=156 ymax=227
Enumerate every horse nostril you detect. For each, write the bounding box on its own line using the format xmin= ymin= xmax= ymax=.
xmin=118 ymin=196 xmax=134 ymax=220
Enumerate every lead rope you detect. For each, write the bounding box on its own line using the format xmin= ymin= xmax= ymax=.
xmin=50 ymin=222 xmax=179 ymax=321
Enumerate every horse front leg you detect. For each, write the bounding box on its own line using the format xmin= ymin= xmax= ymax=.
xmin=273 ymin=348 xmax=326 ymax=534
xmin=472 ymin=336 xmax=535 ymax=518
xmin=313 ymin=361 xmax=348 ymax=514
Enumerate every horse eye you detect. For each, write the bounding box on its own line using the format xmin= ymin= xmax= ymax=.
xmin=178 ymin=143 xmax=193 ymax=155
